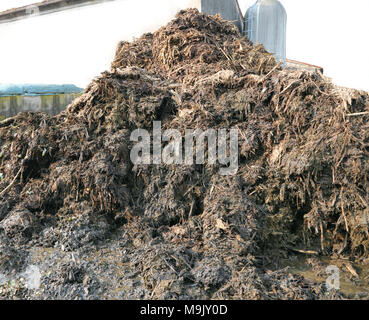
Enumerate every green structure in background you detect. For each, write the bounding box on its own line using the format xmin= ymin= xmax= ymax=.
xmin=0 ymin=84 xmax=83 ymax=118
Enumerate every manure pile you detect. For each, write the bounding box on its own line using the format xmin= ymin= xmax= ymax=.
xmin=0 ymin=9 xmax=369 ymax=300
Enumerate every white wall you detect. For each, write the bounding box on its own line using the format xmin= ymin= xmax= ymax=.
xmin=1 ymin=0 xmax=368 ymax=92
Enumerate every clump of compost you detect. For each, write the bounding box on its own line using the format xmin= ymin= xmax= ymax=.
xmin=0 ymin=9 xmax=368 ymax=299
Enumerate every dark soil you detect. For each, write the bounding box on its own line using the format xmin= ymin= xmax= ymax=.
xmin=1 ymin=9 xmax=369 ymax=300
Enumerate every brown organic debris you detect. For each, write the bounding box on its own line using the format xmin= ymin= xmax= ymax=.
xmin=1 ymin=9 xmax=368 ymax=299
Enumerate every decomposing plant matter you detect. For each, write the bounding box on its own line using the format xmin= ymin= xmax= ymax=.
xmin=0 ymin=9 xmax=368 ymax=299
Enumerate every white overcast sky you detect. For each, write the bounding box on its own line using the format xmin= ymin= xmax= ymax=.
xmin=0 ymin=0 xmax=368 ymax=92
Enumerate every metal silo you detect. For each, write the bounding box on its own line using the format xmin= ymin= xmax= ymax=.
xmin=244 ymin=0 xmax=287 ymax=62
